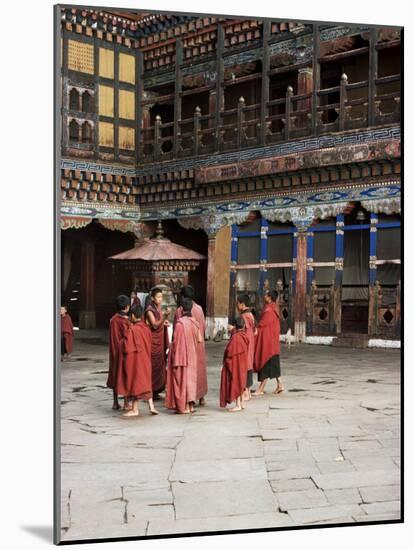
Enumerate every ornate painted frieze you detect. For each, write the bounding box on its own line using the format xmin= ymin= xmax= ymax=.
xmin=195 ymin=139 xmax=400 ymax=184
xmin=61 ymin=203 xmax=140 ymax=220
xmin=61 ymin=216 xmax=93 ymax=230
xmin=139 ymin=182 xmax=400 ymax=225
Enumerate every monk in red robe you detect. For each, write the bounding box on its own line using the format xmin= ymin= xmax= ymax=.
xmin=107 ymin=295 xmax=130 ymax=410
xmin=116 ymin=304 xmax=159 ymax=418
xmin=61 ymin=306 xmax=74 ymax=360
xmin=166 ymin=298 xmax=201 ymax=414
xmin=253 ymin=289 xmax=284 ymax=395
xmin=145 ymin=287 xmax=170 ymax=398
xmin=130 ymin=290 xmax=141 ymax=308
xmin=174 ymin=285 xmax=208 ymax=405
xmin=220 ymin=317 xmax=249 ymax=412
xmin=228 ymin=293 xmax=256 ymax=401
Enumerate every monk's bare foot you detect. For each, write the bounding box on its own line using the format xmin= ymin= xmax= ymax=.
xmin=182 ymin=408 xmax=190 ymax=414
xmin=122 ymin=410 xmax=139 ymax=417
xmin=228 ymin=406 xmax=242 ymax=412
xmin=150 ymin=408 xmax=159 ymax=415
xmin=112 ymin=402 xmax=121 ymax=410
xmin=274 ymin=386 xmax=285 ymax=394
xmin=252 ymin=391 xmax=265 ymax=397
xmin=199 ymin=397 xmax=206 ymax=406
xmin=243 ymin=390 xmax=250 ymax=401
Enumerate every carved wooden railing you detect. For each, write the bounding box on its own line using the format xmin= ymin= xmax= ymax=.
xmin=307 ymin=280 xmax=340 ymax=336
xmin=138 ymin=73 xmax=400 ymax=163
xmin=368 ymin=280 xmax=401 ymax=339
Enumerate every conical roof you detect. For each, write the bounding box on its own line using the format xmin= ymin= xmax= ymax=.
xmin=109 ymin=221 xmax=205 ymax=261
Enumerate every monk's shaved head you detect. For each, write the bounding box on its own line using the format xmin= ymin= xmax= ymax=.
xmin=116 ymin=295 xmax=130 ymax=310
xmin=130 ymin=304 xmax=142 ymax=320
xmin=235 ymin=317 xmax=245 ymax=330
xmin=181 ymin=285 xmax=195 ymax=299
xmin=181 ymin=297 xmax=193 ymax=315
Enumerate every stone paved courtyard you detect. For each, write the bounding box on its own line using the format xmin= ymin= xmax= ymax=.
xmin=59 ymin=331 xmax=401 ymax=542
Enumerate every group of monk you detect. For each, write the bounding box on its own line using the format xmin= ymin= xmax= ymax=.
xmin=105 ymin=284 xmax=284 ymax=417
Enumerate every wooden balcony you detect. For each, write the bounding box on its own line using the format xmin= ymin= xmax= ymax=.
xmin=139 ymin=72 xmax=400 ymax=165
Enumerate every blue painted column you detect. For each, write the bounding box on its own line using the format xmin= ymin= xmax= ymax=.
xmin=230 ymin=223 xmax=238 ymax=288
xmin=306 ymin=230 xmax=314 ymax=291
xmin=335 ymin=214 xmax=345 ymax=287
xmin=292 ymin=230 xmax=298 ymax=291
xmin=369 ymin=213 xmax=378 ymax=284
xmin=259 ymin=218 xmax=269 ymax=292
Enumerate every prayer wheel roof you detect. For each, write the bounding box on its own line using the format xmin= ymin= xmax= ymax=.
xmin=109 ymin=221 xmax=205 ymax=262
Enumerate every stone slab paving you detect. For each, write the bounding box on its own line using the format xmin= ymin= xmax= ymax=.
xmin=59 ymin=332 xmax=401 ymax=541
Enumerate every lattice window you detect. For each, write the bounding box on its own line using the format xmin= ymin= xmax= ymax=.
xmin=69 ymin=88 xmax=80 ymax=111
xmin=67 ymin=40 xmax=94 ymax=75
xmin=81 ymin=121 xmax=93 ymax=144
xmin=82 ymin=91 xmax=93 ymax=113
xmin=69 ymin=119 xmax=79 ymax=142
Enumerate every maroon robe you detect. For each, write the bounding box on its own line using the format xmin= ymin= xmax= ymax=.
xmin=145 ymin=302 xmax=170 ymax=393
xmin=219 ymin=330 xmax=249 ymax=407
xmin=115 ymin=321 xmax=152 ymax=400
xmin=107 ymin=313 xmax=130 ymax=390
xmin=166 ymin=316 xmax=200 ymax=413
xmin=254 ymin=302 xmax=280 ymax=373
xmin=174 ymin=302 xmax=208 ymax=400
xmin=61 ymin=314 xmax=74 ymax=354
xmin=241 ymin=310 xmax=255 ymax=372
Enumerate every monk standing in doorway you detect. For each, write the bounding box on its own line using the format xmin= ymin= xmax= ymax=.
xmin=253 ymin=289 xmax=284 ymax=395
xmin=228 ymin=294 xmax=256 ymax=401
xmin=166 ymin=298 xmax=201 ymax=414
xmin=116 ymin=304 xmax=159 ymax=418
xmin=61 ymin=305 xmax=74 ymax=361
xmin=174 ymin=285 xmax=208 ymax=406
xmin=107 ymin=295 xmax=130 ymax=410
xmin=145 ymin=287 xmax=170 ymax=399
xmin=220 ymin=317 xmax=249 ymax=412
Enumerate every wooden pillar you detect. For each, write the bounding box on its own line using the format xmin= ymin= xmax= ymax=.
xmin=311 ymin=24 xmax=320 ymax=135
xmin=229 ymin=224 xmax=238 ymax=321
xmin=294 ymin=230 xmax=307 ymax=341
xmin=215 ymin=23 xmax=225 ymax=152
xmin=368 ymin=28 xmax=378 ymax=127
xmin=79 ymin=238 xmax=96 ymax=329
xmin=206 ymin=235 xmax=217 ymax=338
xmin=297 ymin=67 xmax=313 ymax=128
xmin=173 ymin=39 xmax=183 ymax=158
xmin=260 ymin=20 xmax=271 ymax=144
xmin=136 ymin=50 xmax=144 ymax=163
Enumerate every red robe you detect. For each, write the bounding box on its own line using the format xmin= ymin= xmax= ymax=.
xmin=241 ymin=310 xmax=255 ymax=372
xmin=174 ymin=302 xmax=208 ymax=399
xmin=107 ymin=313 xmax=130 ymax=390
xmin=219 ymin=331 xmax=249 ymax=407
xmin=254 ymin=302 xmax=280 ymax=373
xmin=115 ymin=321 xmax=152 ymax=400
xmin=61 ymin=314 xmax=74 ymax=354
xmin=166 ymin=316 xmax=200 ymax=413
xmin=145 ymin=303 xmax=170 ymax=393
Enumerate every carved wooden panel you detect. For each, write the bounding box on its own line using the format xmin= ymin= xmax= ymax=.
xmin=68 ymin=39 xmax=94 ymax=74
xmin=119 ymin=126 xmax=135 ymax=150
xmin=99 ymin=47 xmax=114 ymax=79
xmin=119 ymin=90 xmax=135 ymax=120
xmin=119 ymin=53 xmax=136 ymax=84
xmin=98 ymin=85 xmax=114 ymax=117
xmin=98 ymin=122 xmax=114 ymax=147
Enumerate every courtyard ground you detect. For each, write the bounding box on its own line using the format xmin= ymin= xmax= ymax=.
xmin=59 ymin=331 xmax=401 ymax=542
